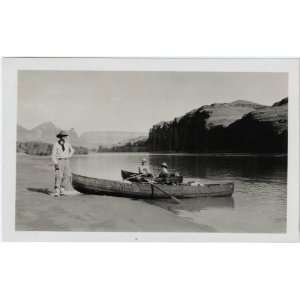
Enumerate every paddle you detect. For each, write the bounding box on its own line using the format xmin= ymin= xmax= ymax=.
xmin=124 ymin=172 xmax=181 ymax=204
xmin=144 ymin=178 xmax=181 ymax=204
xmin=125 ymin=173 xmax=141 ymax=181
xmin=126 ymin=173 xmax=153 ymax=181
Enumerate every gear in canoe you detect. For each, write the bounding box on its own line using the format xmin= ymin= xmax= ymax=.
xmin=121 ymin=169 xmax=183 ymax=184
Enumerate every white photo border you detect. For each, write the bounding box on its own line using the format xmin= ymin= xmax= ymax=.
xmin=2 ymin=57 xmax=299 ymax=242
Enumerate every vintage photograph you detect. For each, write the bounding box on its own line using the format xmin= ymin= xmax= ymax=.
xmin=14 ymin=66 xmax=289 ymax=234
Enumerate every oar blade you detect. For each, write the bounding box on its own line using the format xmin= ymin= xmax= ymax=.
xmin=170 ymin=196 xmax=181 ymax=204
xmin=146 ymin=179 xmax=181 ymax=204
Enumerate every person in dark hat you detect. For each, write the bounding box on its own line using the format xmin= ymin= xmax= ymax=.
xmin=156 ymin=162 xmax=169 ymax=183
xmin=159 ymin=162 xmax=169 ymax=177
xmin=51 ymin=130 xmax=74 ymax=196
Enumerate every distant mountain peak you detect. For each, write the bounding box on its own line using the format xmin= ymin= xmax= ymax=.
xmin=17 ymin=124 xmax=28 ymax=130
xmin=230 ymin=100 xmax=265 ymax=107
xmin=33 ymin=121 xmax=57 ymax=130
xmin=17 ymin=121 xmax=146 ymax=148
xmin=272 ymin=97 xmax=288 ymax=107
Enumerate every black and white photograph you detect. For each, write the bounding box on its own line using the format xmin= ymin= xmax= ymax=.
xmin=2 ymin=58 xmax=299 ymax=241
xmin=2 ymin=3 xmax=300 ymax=300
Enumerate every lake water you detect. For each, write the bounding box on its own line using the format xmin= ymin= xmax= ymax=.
xmin=70 ymin=152 xmax=287 ymax=233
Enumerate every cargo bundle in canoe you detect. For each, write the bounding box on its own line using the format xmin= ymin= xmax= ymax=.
xmin=121 ymin=170 xmax=152 ymax=182
xmin=72 ymin=173 xmax=234 ymax=199
xmin=121 ymin=169 xmax=183 ymax=184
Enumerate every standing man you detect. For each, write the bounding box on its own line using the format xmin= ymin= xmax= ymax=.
xmin=52 ymin=130 xmax=74 ymax=196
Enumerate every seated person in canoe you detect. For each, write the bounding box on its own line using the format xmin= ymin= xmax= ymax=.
xmin=137 ymin=158 xmax=153 ymax=182
xmin=154 ymin=162 xmax=184 ymax=185
xmin=154 ymin=162 xmax=169 ymax=183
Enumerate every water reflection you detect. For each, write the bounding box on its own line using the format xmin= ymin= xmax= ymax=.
xmin=71 ymin=153 xmax=287 ymax=233
xmin=151 ymin=196 xmax=234 ymax=212
xmin=148 ymin=154 xmax=287 ymax=181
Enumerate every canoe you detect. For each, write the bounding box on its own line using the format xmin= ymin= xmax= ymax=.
xmin=72 ymin=173 xmax=234 ymax=199
xmin=121 ymin=169 xmax=183 ymax=184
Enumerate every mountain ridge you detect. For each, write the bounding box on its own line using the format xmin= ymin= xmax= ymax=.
xmin=147 ymin=98 xmax=287 ymax=153
xmin=18 ymin=98 xmax=287 ymax=153
xmin=17 ymin=122 xmax=147 ymax=149
xmin=153 ymin=99 xmax=267 ymax=130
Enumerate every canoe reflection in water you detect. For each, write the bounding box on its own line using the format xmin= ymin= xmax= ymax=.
xmin=148 ymin=196 xmax=234 ymax=213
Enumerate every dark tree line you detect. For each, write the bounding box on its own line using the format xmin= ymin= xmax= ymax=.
xmin=17 ymin=141 xmax=89 ymax=156
xmin=147 ymin=105 xmax=287 ymax=154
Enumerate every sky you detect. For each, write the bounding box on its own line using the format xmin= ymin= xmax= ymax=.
xmin=18 ymin=71 xmax=288 ymax=134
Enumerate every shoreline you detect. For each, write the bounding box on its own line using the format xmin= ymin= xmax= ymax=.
xmin=97 ymin=152 xmax=287 ymax=157
xmin=18 ymin=151 xmax=287 ymax=158
xmin=16 ymin=154 xmax=212 ymax=232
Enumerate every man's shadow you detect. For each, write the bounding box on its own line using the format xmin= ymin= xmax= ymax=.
xmin=27 ymin=187 xmax=52 ymax=195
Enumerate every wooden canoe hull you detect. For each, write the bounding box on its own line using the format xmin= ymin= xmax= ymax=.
xmin=72 ymin=173 xmax=234 ymax=199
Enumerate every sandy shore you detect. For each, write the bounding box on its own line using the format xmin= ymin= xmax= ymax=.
xmin=16 ymin=154 xmax=213 ymax=232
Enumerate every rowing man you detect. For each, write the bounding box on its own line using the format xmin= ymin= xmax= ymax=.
xmin=155 ymin=162 xmax=169 ymax=183
xmin=138 ymin=158 xmax=151 ymax=176
xmin=159 ymin=162 xmax=169 ymax=178
xmin=137 ymin=158 xmax=154 ymax=182
xmin=52 ymin=130 xmax=74 ymax=196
